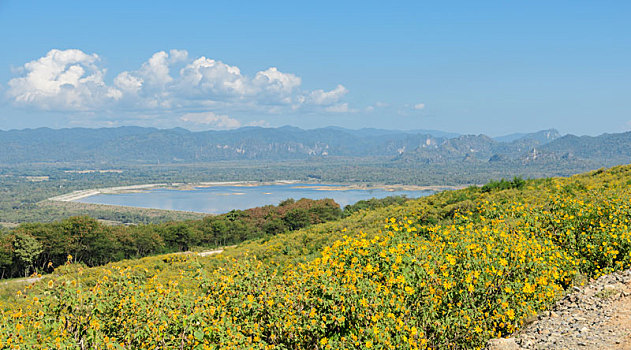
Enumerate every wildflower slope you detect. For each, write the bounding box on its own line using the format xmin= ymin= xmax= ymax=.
xmin=3 ymin=166 xmax=631 ymax=349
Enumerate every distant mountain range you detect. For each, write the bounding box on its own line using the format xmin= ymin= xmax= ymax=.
xmin=395 ymin=129 xmax=565 ymax=164
xmin=0 ymin=126 xmax=629 ymax=166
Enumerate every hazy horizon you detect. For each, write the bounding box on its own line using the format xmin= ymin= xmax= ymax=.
xmin=0 ymin=124 xmax=570 ymax=138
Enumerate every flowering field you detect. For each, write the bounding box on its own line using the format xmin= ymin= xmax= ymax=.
xmin=3 ymin=166 xmax=631 ymax=349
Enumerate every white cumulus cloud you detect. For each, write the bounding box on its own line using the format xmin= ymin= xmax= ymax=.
xmin=7 ymin=49 xmax=121 ymax=110
xmin=176 ymin=56 xmax=253 ymax=98
xmin=179 ymin=111 xmax=267 ymax=130
xmin=303 ymin=84 xmax=348 ymax=105
xmin=6 ymin=49 xmax=354 ymax=117
xmin=179 ymin=112 xmax=242 ymax=129
xmin=414 ymin=103 xmax=425 ymax=110
xmin=114 ymin=71 xmax=143 ymax=94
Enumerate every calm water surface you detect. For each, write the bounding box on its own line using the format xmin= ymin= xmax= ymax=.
xmin=76 ymin=183 xmax=433 ymax=214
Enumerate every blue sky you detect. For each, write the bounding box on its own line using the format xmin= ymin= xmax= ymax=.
xmin=0 ymin=1 xmax=629 ymax=136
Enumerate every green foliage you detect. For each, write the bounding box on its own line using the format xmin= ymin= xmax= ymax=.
xmin=0 ymin=198 xmax=344 ymax=280
xmin=283 ymin=208 xmax=311 ymax=230
xmin=279 ymin=198 xmax=295 ymax=206
xmin=0 ymin=235 xmax=13 ymax=279
xmin=481 ymin=176 xmax=526 ymax=193
xmin=342 ymin=195 xmax=410 ymax=217
xmin=12 ymin=232 xmax=43 ymax=277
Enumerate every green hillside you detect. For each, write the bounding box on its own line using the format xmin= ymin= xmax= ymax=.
xmin=3 ymin=165 xmax=631 ymax=349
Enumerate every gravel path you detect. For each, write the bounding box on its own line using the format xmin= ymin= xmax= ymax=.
xmin=487 ymin=269 xmax=631 ymax=349
xmin=197 ymin=249 xmax=224 ymax=257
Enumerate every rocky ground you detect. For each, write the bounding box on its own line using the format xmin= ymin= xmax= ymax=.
xmin=487 ymin=269 xmax=631 ymax=349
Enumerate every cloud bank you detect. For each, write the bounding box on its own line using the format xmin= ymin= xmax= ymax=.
xmin=179 ymin=112 xmax=266 ymax=130
xmin=6 ymin=49 xmax=350 ymax=117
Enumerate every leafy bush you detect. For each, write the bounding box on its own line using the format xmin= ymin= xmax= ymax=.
xmin=481 ymin=176 xmax=526 ymax=193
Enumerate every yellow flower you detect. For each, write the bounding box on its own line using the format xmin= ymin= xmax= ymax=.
xmin=522 ymin=282 xmax=535 ymax=294
xmin=507 ymin=309 xmax=515 ymax=320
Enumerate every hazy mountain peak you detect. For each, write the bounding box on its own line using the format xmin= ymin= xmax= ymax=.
xmin=494 ymin=129 xmax=561 ymax=144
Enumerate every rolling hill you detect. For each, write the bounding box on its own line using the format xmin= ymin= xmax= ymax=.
xmin=3 ymin=165 xmax=631 ymax=348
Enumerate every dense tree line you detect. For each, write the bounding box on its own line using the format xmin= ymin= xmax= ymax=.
xmin=0 ymin=198 xmax=340 ymax=279
xmin=0 ymin=196 xmax=409 ymax=279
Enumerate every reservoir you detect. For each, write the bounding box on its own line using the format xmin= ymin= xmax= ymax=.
xmin=74 ymin=183 xmax=434 ymax=214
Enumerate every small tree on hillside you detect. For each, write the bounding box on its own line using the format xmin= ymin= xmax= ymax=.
xmin=13 ymin=232 xmax=43 ymax=277
xmin=0 ymin=240 xmax=14 ymax=279
xmin=283 ymin=208 xmax=311 ymax=231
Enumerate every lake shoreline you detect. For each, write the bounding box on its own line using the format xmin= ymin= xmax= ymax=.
xmin=48 ymin=181 xmax=469 ymax=203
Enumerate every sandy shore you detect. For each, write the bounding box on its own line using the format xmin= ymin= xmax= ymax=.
xmin=173 ymin=180 xmax=299 ymax=191
xmin=49 ymin=183 xmax=169 ymax=202
xmin=290 ymin=184 xmax=467 ymax=192
xmin=48 ymin=180 xmax=468 ymax=203
xmin=47 ymin=181 xmax=301 ymax=202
